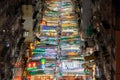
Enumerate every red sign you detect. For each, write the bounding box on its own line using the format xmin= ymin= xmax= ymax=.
xmin=27 ymin=62 xmax=40 ymax=68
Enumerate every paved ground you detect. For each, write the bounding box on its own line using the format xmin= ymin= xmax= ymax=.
xmin=13 ymin=68 xmax=23 ymax=80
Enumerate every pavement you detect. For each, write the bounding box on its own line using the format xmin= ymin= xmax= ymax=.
xmin=13 ymin=68 xmax=23 ymax=80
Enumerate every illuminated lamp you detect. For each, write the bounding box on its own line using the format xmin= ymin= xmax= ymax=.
xmin=28 ymin=63 xmax=31 ymax=68
xmin=40 ymin=58 xmax=46 ymax=64
xmin=36 ymin=40 xmax=40 ymax=45
xmin=41 ymin=20 xmax=46 ymax=25
xmin=30 ymin=43 xmax=34 ymax=50
xmin=27 ymin=62 xmax=37 ymax=71
xmin=67 ymin=15 xmax=71 ymax=21
xmin=89 ymin=48 xmax=93 ymax=54
xmin=32 ymin=62 xmax=36 ymax=67
xmin=23 ymin=31 xmax=29 ymax=37
xmin=28 ymin=70 xmax=45 ymax=75
xmin=32 ymin=48 xmax=45 ymax=53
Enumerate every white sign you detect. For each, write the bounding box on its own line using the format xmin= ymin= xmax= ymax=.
xmin=59 ymin=60 xmax=84 ymax=73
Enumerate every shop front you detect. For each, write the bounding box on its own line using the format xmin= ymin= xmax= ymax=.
xmin=30 ymin=75 xmax=53 ymax=80
xmin=60 ymin=74 xmax=90 ymax=80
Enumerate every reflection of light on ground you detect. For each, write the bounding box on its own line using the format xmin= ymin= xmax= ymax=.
xmin=14 ymin=76 xmax=21 ymax=80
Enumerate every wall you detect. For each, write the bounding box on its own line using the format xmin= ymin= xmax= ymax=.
xmin=81 ymin=0 xmax=92 ymax=33
xmin=116 ymin=31 xmax=120 ymax=80
xmin=22 ymin=5 xmax=33 ymax=42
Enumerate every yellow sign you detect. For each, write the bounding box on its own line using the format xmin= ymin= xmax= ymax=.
xmin=23 ymin=70 xmax=27 ymax=77
xmin=67 ymin=52 xmax=78 ymax=56
xmin=30 ymin=43 xmax=34 ymax=50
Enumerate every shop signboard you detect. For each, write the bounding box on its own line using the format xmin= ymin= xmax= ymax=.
xmin=61 ymin=29 xmax=78 ymax=33
xmin=38 ymin=36 xmax=58 ymax=41
xmin=32 ymin=53 xmax=57 ymax=60
xmin=61 ymin=44 xmax=80 ymax=50
xmin=61 ymin=32 xmax=78 ymax=36
xmin=59 ymin=60 xmax=85 ymax=73
xmin=47 ymin=6 xmax=59 ymax=11
xmin=61 ymin=2 xmax=72 ymax=5
xmin=46 ymin=2 xmax=60 ymax=7
xmin=61 ymin=49 xmax=80 ymax=57
xmin=61 ymin=16 xmax=76 ymax=21
xmin=28 ymin=70 xmax=45 ymax=75
xmin=61 ymin=18 xmax=77 ymax=22
xmin=31 ymin=75 xmax=53 ymax=80
xmin=40 ymin=32 xmax=57 ymax=37
xmin=60 ymin=38 xmax=79 ymax=42
xmin=47 ymin=23 xmax=59 ymax=26
xmin=60 ymin=35 xmax=80 ymax=40
xmin=61 ymin=47 xmax=80 ymax=50
xmin=61 ymin=20 xmax=77 ymax=24
xmin=35 ymin=46 xmax=57 ymax=49
xmin=33 ymin=48 xmax=57 ymax=54
xmin=41 ymin=26 xmax=57 ymax=30
xmin=60 ymin=40 xmax=80 ymax=45
xmin=45 ymin=11 xmax=58 ymax=14
xmin=61 ymin=52 xmax=79 ymax=56
xmin=32 ymin=48 xmax=46 ymax=52
xmin=61 ymin=5 xmax=73 ymax=9
xmin=47 ymin=20 xmax=59 ymax=23
xmin=41 ymin=29 xmax=57 ymax=32
xmin=26 ymin=62 xmax=40 ymax=71
xmin=43 ymin=17 xmax=59 ymax=21
xmin=39 ymin=41 xmax=58 ymax=46
xmin=60 ymin=12 xmax=74 ymax=16
xmin=61 ymin=22 xmax=77 ymax=26
xmin=61 ymin=6 xmax=73 ymax=12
